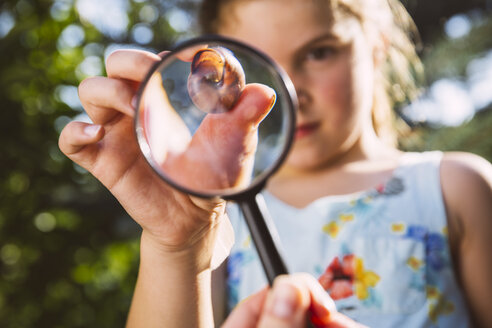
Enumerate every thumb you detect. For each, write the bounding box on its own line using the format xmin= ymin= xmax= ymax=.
xmin=226 ymin=83 xmax=276 ymax=129
xmin=257 ymin=278 xmax=310 ymax=328
xmin=175 ymin=83 xmax=275 ymax=190
xmin=201 ymin=83 xmax=276 ymax=133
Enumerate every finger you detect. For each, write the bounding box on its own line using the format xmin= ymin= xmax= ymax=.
xmin=174 ymin=44 xmax=209 ymax=62
xmin=106 ymin=49 xmax=161 ymax=82
xmin=299 ymin=274 xmax=336 ymax=327
xmin=222 ymin=83 xmax=276 ymax=129
xmin=200 ymin=83 xmax=276 ymax=137
xmin=159 ymin=44 xmax=209 ymax=62
xmin=322 ymin=312 xmax=367 ymax=328
xmin=176 ymin=83 xmax=275 ymax=190
xmin=221 ymin=288 xmax=268 ymax=328
xmin=58 ymin=121 xmax=104 ymax=168
xmin=139 ymin=72 xmax=192 ymax=165
xmin=288 ymin=274 xmax=362 ymax=328
xmin=257 ymin=276 xmax=310 ymax=328
xmin=79 ymin=76 xmax=136 ymax=124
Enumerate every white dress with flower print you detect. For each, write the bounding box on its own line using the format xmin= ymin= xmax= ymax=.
xmin=225 ymin=151 xmax=472 ymax=327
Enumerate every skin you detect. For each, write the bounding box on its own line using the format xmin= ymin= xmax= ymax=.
xmin=59 ymin=49 xmax=276 ymax=327
xmin=217 ymin=0 xmax=402 ymax=207
xmin=217 ymin=1 xmax=492 ymax=327
xmin=58 ymin=0 xmax=492 ymax=327
xmin=222 ymin=273 xmax=365 ymax=328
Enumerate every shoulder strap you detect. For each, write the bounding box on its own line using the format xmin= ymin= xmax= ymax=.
xmin=396 ymin=151 xmax=447 ymax=231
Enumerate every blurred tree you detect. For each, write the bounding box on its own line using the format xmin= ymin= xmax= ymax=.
xmin=403 ymin=0 xmax=488 ymax=42
xmin=400 ymin=106 xmax=492 ymax=160
xmin=0 ymin=0 xmax=490 ymax=327
xmin=0 ymin=0 xmax=197 ymax=326
xmin=400 ymin=12 xmax=492 ymax=161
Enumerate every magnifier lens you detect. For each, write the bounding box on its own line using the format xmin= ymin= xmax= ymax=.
xmin=135 ymin=38 xmax=296 ymax=198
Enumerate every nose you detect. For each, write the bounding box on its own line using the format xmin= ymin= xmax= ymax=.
xmin=274 ymin=57 xmax=311 ymax=114
xmin=295 ymin=89 xmax=310 ymax=113
xmin=284 ymin=68 xmax=311 ymax=114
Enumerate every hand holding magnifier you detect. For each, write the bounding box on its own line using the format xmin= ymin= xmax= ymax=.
xmin=135 ymin=36 xmax=297 ymax=284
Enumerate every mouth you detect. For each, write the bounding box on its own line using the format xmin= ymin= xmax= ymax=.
xmin=295 ymin=122 xmax=320 ymax=139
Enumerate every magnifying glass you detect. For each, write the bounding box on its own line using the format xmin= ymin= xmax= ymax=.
xmin=134 ymin=35 xmax=296 ymax=285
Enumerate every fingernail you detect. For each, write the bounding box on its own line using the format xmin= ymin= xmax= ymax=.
xmin=270 ymin=283 xmax=298 ymax=319
xmin=84 ymin=124 xmax=101 ymax=137
xmin=310 ymin=294 xmax=335 ymax=326
xmin=311 ymin=308 xmax=331 ymax=326
xmin=269 ymin=92 xmax=277 ymax=109
xmin=131 ymin=95 xmax=137 ymax=109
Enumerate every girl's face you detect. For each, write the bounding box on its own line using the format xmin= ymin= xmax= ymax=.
xmin=218 ymin=0 xmax=377 ymax=172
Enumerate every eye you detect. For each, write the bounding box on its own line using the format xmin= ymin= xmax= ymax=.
xmin=305 ymin=45 xmax=336 ymax=61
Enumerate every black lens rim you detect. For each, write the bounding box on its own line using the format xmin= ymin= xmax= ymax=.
xmin=134 ymin=34 xmax=298 ymax=200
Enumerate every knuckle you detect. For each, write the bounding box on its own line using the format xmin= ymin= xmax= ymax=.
xmin=133 ymin=51 xmax=158 ymax=73
xmin=57 ymin=122 xmax=73 ymax=152
xmin=78 ymin=77 xmax=96 ymax=102
xmin=298 ymin=272 xmax=316 ymax=282
xmin=106 ymin=49 xmax=160 ymax=80
xmin=105 ymin=49 xmax=124 ymax=68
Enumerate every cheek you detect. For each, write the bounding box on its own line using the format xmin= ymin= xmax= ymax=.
xmin=318 ymin=51 xmax=375 ymax=130
xmin=315 ymin=60 xmax=356 ymax=126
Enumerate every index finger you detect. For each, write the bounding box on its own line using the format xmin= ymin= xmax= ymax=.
xmin=174 ymin=44 xmax=209 ymax=62
xmin=106 ymin=49 xmax=161 ymax=82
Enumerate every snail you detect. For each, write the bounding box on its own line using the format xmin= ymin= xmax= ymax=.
xmin=187 ymin=47 xmax=246 ymax=114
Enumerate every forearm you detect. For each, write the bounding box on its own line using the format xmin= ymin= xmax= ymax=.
xmin=126 ymin=231 xmax=214 ymax=328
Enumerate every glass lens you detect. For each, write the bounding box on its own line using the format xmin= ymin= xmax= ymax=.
xmin=135 ymin=38 xmax=296 ymax=197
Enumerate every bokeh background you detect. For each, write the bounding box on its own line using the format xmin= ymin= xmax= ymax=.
xmin=0 ymin=0 xmax=491 ymax=326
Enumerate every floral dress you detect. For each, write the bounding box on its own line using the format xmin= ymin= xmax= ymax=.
xmin=226 ymin=152 xmax=471 ymax=327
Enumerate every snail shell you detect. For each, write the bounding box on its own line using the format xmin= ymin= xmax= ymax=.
xmin=187 ymin=47 xmax=246 ymax=113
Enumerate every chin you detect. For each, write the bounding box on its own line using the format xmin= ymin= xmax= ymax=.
xmin=284 ymin=151 xmax=326 ymax=172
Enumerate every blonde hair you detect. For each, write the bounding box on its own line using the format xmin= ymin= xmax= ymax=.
xmin=199 ymin=0 xmax=424 ymax=145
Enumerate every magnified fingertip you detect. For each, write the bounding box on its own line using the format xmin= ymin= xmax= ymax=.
xmin=265 ymin=85 xmax=276 ymax=100
xmin=249 ymin=84 xmax=276 ymax=106
xmin=235 ymin=83 xmax=277 ymax=126
xmin=269 ymin=91 xmax=277 ymax=108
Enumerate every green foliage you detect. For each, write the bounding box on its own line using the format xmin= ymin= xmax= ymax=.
xmin=423 ymin=17 xmax=492 ymax=81
xmin=401 ymin=106 xmax=492 ymax=161
xmin=400 ymin=13 xmax=492 ymax=162
xmin=0 ymin=0 xmax=490 ymax=327
xmin=0 ymin=0 xmax=198 ymax=326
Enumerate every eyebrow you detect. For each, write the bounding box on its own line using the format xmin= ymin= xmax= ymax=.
xmin=294 ymin=32 xmax=340 ymax=56
xmin=303 ymin=33 xmax=339 ymax=46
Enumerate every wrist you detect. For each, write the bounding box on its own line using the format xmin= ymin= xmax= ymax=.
xmin=139 ymin=199 xmax=228 ymax=272
xmin=140 ymin=226 xmax=217 ymax=273
xmin=128 ymin=230 xmax=215 ymax=328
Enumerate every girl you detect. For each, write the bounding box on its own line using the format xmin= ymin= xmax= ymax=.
xmin=59 ymin=0 xmax=492 ymax=327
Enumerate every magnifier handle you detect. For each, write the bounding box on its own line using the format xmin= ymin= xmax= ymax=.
xmin=238 ymin=195 xmax=323 ymax=328
xmin=238 ymin=193 xmax=288 ymax=284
